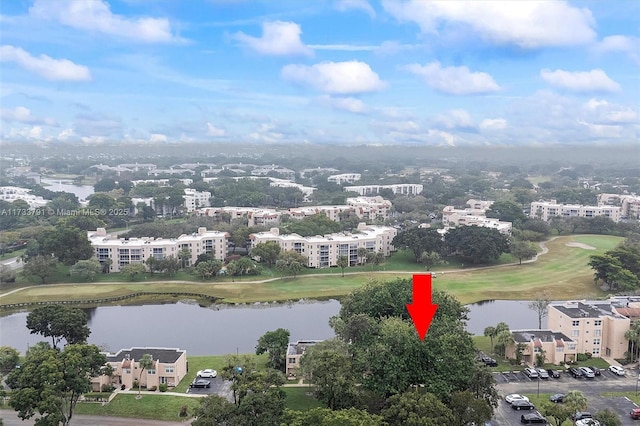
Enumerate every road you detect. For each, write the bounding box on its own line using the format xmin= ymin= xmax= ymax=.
xmin=0 ymin=410 xmax=192 ymax=426
xmin=0 ymin=256 xmax=23 ymax=271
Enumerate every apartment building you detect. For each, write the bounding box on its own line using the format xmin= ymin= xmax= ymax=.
xmin=598 ymin=193 xmax=640 ymax=220
xmin=249 ymin=223 xmax=397 ymax=268
xmin=131 ymin=179 xmax=193 ymax=187
xmin=0 ymin=186 xmax=49 ymax=208
xmin=530 ymin=201 xmax=622 ymax=222
xmin=88 ymin=227 xmax=229 ymax=273
xmin=288 ymin=205 xmax=352 ymax=222
xmin=507 ymin=330 xmax=577 ymax=364
xmin=286 ymin=340 xmax=322 ymax=377
xmin=183 ymin=188 xmax=211 ymax=212
xmin=442 ymin=199 xmax=512 ymax=235
xmin=547 ymin=301 xmax=630 ymax=359
xmin=91 ymin=347 xmax=187 ymax=391
xmin=344 ymin=183 xmax=423 ymax=196
xmin=327 ymin=173 xmax=361 ymax=185
xmin=346 ymin=196 xmax=393 ymax=221
xmin=197 ymin=206 xmax=282 ymax=228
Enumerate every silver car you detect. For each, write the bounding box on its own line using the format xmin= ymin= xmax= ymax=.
xmin=536 ymin=368 xmax=549 ymax=379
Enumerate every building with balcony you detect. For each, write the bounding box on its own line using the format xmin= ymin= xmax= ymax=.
xmin=530 ymin=201 xmax=622 ymax=222
xmin=506 ymin=330 xmax=577 ymax=364
xmin=344 ymin=183 xmax=423 ymax=196
xmin=0 ymin=186 xmax=49 ymax=208
xmin=327 ymin=173 xmax=361 ymax=185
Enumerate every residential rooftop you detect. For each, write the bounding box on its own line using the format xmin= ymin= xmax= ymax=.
xmin=511 ymin=329 xmax=574 ymax=344
xmin=550 ymin=301 xmax=627 ymax=320
xmin=104 ymin=347 xmax=186 ymax=364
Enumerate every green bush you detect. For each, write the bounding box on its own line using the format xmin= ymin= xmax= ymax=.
xmin=101 ymin=384 xmax=115 ymax=393
xmin=159 ymin=383 xmax=168 ymax=392
xmin=576 ymin=353 xmax=593 ymax=362
xmin=179 ymin=405 xmax=189 ymax=417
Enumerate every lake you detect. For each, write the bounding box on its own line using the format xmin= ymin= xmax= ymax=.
xmin=41 ymin=178 xmax=95 ymax=202
xmin=0 ymin=299 xmax=540 ymax=355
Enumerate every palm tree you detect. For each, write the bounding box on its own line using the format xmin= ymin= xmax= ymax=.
xmin=137 ymin=354 xmax=154 ymax=398
xmin=337 ymin=256 xmax=348 ymax=277
xmin=496 ymin=330 xmax=514 ymax=358
xmin=564 ymin=390 xmax=588 ymax=415
xmin=484 ymin=326 xmax=497 ymax=353
xmin=357 ymin=247 xmax=368 ymax=266
xmin=625 ymin=328 xmax=639 ymax=362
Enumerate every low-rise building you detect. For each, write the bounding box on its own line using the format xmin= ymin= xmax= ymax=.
xmin=598 ymin=193 xmax=640 ymax=220
xmin=91 ymin=347 xmax=187 ymax=391
xmin=183 ymin=188 xmax=211 ymax=212
xmin=249 ymin=223 xmax=396 ymax=268
xmin=197 ymin=206 xmax=282 ymax=227
xmin=547 ymin=300 xmax=631 ymax=359
xmin=0 ymin=186 xmax=49 ymax=208
xmin=88 ymin=227 xmax=228 ymax=273
xmin=442 ymin=199 xmax=511 ymax=235
xmin=346 ymin=196 xmax=393 ymax=221
xmin=344 ymin=183 xmax=423 ymax=196
xmin=530 ymin=201 xmax=622 ymax=222
xmin=506 ymin=330 xmax=577 ymax=365
xmin=327 ymin=173 xmax=361 ymax=185
xmin=286 ymin=340 xmax=322 ymax=377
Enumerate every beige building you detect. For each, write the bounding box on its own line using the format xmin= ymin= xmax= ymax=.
xmin=327 ymin=173 xmax=361 ymax=185
xmin=250 ymin=223 xmax=397 ymax=268
xmin=598 ymin=193 xmax=640 ymax=220
xmin=88 ymin=227 xmax=229 ymax=273
xmin=547 ymin=301 xmax=631 ymax=359
xmin=286 ymin=340 xmax=322 ymax=377
xmin=442 ymin=199 xmax=512 ymax=235
xmin=92 ymin=347 xmax=187 ymax=391
xmin=346 ymin=196 xmax=393 ymax=221
xmin=183 ymin=188 xmax=211 ymax=212
xmin=344 ymin=183 xmax=423 ymax=196
xmin=506 ymin=330 xmax=577 ymax=365
xmin=530 ymin=201 xmax=622 ymax=222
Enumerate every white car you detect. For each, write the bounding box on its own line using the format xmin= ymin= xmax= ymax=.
xmin=575 ymin=420 xmax=600 ymax=426
xmin=505 ymin=394 xmax=530 ymax=404
xmin=608 ymin=365 xmax=625 ymax=376
xmin=197 ymin=369 xmax=217 ymax=378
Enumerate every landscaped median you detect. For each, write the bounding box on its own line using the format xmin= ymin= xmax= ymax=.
xmin=0 ymin=235 xmax=623 ymax=307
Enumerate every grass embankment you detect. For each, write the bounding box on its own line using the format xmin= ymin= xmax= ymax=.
xmin=0 ymin=235 xmax=623 ymax=306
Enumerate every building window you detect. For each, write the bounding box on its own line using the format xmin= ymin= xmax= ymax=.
xmin=533 ymin=347 xmax=540 ymax=353
xmin=288 ymin=358 xmax=296 ymax=364
xmin=556 ymin=346 xmax=564 ymax=352
xmin=148 ymin=369 xmax=156 ymax=375
xmin=571 ymin=330 xmax=579 ymax=337
xmin=594 ymin=320 xmax=602 ymax=326
xmin=593 ymin=338 xmax=601 ymax=346
xmin=594 ymin=330 xmax=601 ymax=337
xmin=571 ymin=320 xmax=580 ymax=326
xmin=592 ymin=348 xmax=600 ymax=355
xmin=165 ymin=367 xmax=174 ymax=373
xmin=568 ymin=344 xmax=576 ymax=351
xmin=123 ymin=368 xmax=131 ymax=374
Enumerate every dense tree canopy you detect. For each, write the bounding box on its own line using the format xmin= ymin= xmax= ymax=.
xmin=444 ymin=226 xmax=510 ymax=264
xmin=250 ymin=241 xmax=281 ymax=266
xmin=392 ymin=228 xmax=444 ymax=263
xmin=26 ymin=305 xmax=90 ymax=349
xmin=281 ymin=213 xmax=342 ymax=237
xmin=485 ymin=200 xmax=527 ymax=224
xmin=255 ymin=328 xmax=290 ymax=372
xmin=22 ymin=255 xmax=58 ymax=284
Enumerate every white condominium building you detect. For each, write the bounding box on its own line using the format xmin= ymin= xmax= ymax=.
xmin=346 ymin=196 xmax=393 ymax=221
xmin=597 ymin=193 xmax=640 ymax=220
xmin=288 ymin=205 xmax=352 ymax=222
xmin=442 ymin=199 xmax=511 ymax=235
xmin=249 ymin=223 xmax=397 ymax=268
xmin=0 ymin=186 xmax=49 ymax=208
xmin=88 ymin=227 xmax=229 ymax=273
xmin=183 ymin=189 xmax=211 ymax=212
xmin=530 ymin=201 xmax=622 ymax=222
xmin=197 ymin=207 xmax=282 ymax=228
xmin=344 ymin=183 xmax=423 ymax=196
xmin=327 ymin=173 xmax=361 ymax=185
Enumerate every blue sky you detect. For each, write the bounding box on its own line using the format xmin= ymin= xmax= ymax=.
xmin=0 ymin=0 xmax=638 ymax=146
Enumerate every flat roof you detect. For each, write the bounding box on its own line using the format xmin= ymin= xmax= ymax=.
xmin=511 ymin=329 xmax=574 ymax=343
xmin=550 ymin=301 xmax=626 ymax=319
xmin=105 ymin=347 xmax=186 ymax=364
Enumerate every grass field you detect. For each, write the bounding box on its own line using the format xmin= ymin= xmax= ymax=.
xmin=283 ymin=387 xmax=324 ymax=411
xmin=0 ymin=235 xmax=623 ymax=306
xmin=75 ymin=393 xmax=201 ymax=421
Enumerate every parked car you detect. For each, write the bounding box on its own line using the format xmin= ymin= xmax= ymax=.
xmin=197 ymin=369 xmax=217 ymax=378
xmin=536 ymin=368 xmax=549 ymax=379
xmin=579 ymin=367 xmax=595 ymax=378
xmin=512 ymin=400 xmax=536 ymax=411
xmin=190 ymin=379 xmax=211 ymax=388
xmin=521 ymin=412 xmax=548 ymax=424
xmin=480 ymin=356 xmax=498 ymax=367
xmin=506 ymin=394 xmax=530 ymax=404
xmin=549 ymin=393 xmax=565 ymax=403
xmin=571 ymin=412 xmax=593 ymax=421
xmin=608 ymin=365 xmax=625 ymax=376
xmin=587 ymin=366 xmax=601 ymax=376
xmin=568 ymin=367 xmax=583 ymax=378
xmin=546 ymin=369 xmax=561 ymax=378
xmin=630 ymin=408 xmax=640 ymax=419
xmin=575 ymin=420 xmax=599 ymax=426
xmin=524 ymin=367 xmax=539 ymax=379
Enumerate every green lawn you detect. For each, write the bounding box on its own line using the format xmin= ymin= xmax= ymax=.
xmin=0 ymin=249 xmax=25 ymax=261
xmin=75 ymin=393 xmax=201 ymax=422
xmin=283 ymin=386 xmax=324 ymax=410
xmin=2 ymin=234 xmax=623 ymax=306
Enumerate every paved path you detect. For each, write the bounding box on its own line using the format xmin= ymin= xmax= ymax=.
xmin=0 ymin=410 xmax=193 ymax=426
xmin=0 ymin=256 xmax=23 ymax=271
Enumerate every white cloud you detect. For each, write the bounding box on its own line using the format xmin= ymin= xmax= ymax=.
xmin=540 ymin=69 xmax=621 ymax=93
xmin=206 ymin=123 xmax=226 ymax=137
xmin=404 ymin=61 xmax=500 ymax=95
xmin=427 ymin=129 xmax=456 ymax=146
xmin=249 ymin=123 xmax=285 ymax=143
xmin=318 ymin=95 xmax=366 ymax=113
xmin=232 ymin=21 xmax=313 ymax=56
xmin=435 ymin=109 xmax=475 ymax=130
xmin=308 ymin=44 xmax=377 ymax=51
xmin=335 ymin=0 xmax=376 ymax=18
xmin=592 ymin=35 xmax=640 ymax=64
xmin=480 ymin=118 xmax=507 ymax=130
xmin=382 ymin=0 xmax=596 ymax=49
xmin=0 ymin=106 xmax=58 ymax=126
xmin=57 ymin=128 xmax=76 ymax=141
xmin=29 ymin=0 xmax=179 ymax=43
xmin=583 ymin=99 xmax=638 ymax=124
xmin=281 ymin=60 xmax=386 ymax=94
xmin=0 ymin=45 xmax=91 ymax=81
xmin=149 ymin=133 xmax=167 ymax=143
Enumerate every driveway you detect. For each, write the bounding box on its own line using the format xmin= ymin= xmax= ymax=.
xmin=186 ymin=377 xmax=234 ymax=402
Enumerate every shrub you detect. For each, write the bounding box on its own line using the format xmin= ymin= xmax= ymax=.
xmin=576 ymin=353 xmax=592 ymax=362
xmin=101 ymin=384 xmax=115 ymax=393
xmin=147 ymin=386 xmax=157 ymax=392
xmin=159 ymin=383 xmax=168 ymax=392
xmin=179 ymin=405 xmax=189 ymax=417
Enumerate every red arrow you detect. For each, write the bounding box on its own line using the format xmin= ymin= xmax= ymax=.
xmin=406 ymin=274 xmax=438 ymax=341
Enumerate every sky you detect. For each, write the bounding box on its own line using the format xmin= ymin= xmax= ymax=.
xmin=0 ymin=0 xmax=638 ymax=146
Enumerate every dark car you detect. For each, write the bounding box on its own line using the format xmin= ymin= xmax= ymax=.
xmin=512 ymin=400 xmax=536 ymax=411
xmin=190 ymin=379 xmax=211 ymax=388
xmin=546 ymin=369 xmax=561 ymax=378
xmin=481 ymin=356 xmax=498 ymax=367
xmin=630 ymin=408 xmax=640 ymax=419
xmin=521 ymin=412 xmax=548 ymax=424
xmin=568 ymin=367 xmax=583 ymax=378
xmin=549 ymin=393 xmax=565 ymax=403
xmin=571 ymin=412 xmax=593 ymax=421
xmin=587 ymin=366 xmax=601 ymax=376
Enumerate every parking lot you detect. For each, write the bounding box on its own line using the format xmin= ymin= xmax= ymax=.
xmin=185 ymin=377 xmax=233 ymax=402
xmin=493 ymin=369 xmax=639 ymax=425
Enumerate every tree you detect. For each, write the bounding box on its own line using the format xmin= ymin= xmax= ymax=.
xmin=178 ymin=247 xmax=192 ymax=269
xmin=534 ymin=348 xmax=546 ymax=367
xmin=0 ymin=264 xmax=16 ymax=285
xmin=381 ymin=391 xmax=455 ymax=426
xmin=528 ymin=296 xmax=550 ymax=329
xmin=564 ymin=390 xmax=588 ymax=419
xmin=158 ymin=255 xmax=180 ymax=276
xmin=594 ymin=408 xmax=622 ymax=426
xmin=483 ymin=326 xmax=497 ymax=353
xmin=448 ymin=390 xmax=493 ymax=426
xmin=281 ymin=407 xmax=384 ymax=426
xmin=250 ymin=241 xmax=281 ymax=266
xmin=392 ymin=228 xmax=443 ymax=263
xmin=137 ymin=353 xmax=154 ymax=397
xmin=94 ymin=177 xmax=117 ymax=193
xmin=0 ymin=346 xmax=20 ymax=374
xmin=496 ymin=330 xmax=513 ymax=358
xmin=23 ymin=255 xmax=58 ymax=284
xmin=444 ymin=226 xmax=510 ymax=264
xmin=276 ymin=250 xmax=307 ymax=278
xmin=255 ymin=328 xmax=290 ymax=372
xmin=485 ymin=200 xmax=527 ymax=224
xmin=120 ymin=263 xmax=147 ymax=281
xmin=195 ymin=259 xmax=223 ymax=280
xmin=6 ymin=343 xmax=108 ymax=426
xmin=192 ymin=395 xmax=235 ymax=426
xmin=357 ymin=247 xmax=368 ymax=266
xmin=541 ymin=400 xmax=573 ymax=425
xmin=41 ymin=226 xmax=93 ymax=266
xmin=219 ymin=354 xmax=285 ymax=406
xmin=510 ymin=240 xmax=538 ymax=265
xmin=69 ymin=259 xmax=102 ymax=281
xmin=625 ymin=328 xmax=639 ymax=362
xmin=26 ymin=305 xmax=90 ymax=349
xmin=225 ymin=261 xmax=240 ymax=281
xmin=419 ymin=251 xmax=445 ymax=271
xmin=145 ymin=256 xmax=157 ymax=274
xmin=337 ymin=255 xmax=349 ymax=277
xmin=468 ymin=364 xmax=499 ymax=408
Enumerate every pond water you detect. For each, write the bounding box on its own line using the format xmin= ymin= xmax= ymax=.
xmin=0 ymin=299 xmax=541 ymax=355
xmin=41 ymin=178 xmax=95 ymax=202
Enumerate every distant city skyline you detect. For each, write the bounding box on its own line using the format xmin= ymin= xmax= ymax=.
xmin=0 ymin=0 xmax=638 ymax=146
